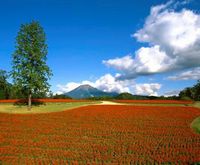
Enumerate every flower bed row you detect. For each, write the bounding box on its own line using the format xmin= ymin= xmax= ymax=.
xmin=115 ymin=99 xmax=193 ymax=104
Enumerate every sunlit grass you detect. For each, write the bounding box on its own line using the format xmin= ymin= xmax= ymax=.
xmin=191 ymin=117 xmax=200 ymax=134
xmin=0 ymin=102 xmax=98 ymax=114
xmin=193 ymin=101 xmax=200 ymax=108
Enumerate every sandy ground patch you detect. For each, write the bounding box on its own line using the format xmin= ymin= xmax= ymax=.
xmin=98 ymin=101 xmax=124 ymax=105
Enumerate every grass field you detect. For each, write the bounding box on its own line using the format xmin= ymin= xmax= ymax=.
xmin=194 ymin=101 xmax=200 ymax=108
xmin=0 ymin=102 xmax=98 ymax=114
xmin=0 ymin=103 xmax=200 ymax=164
xmin=191 ymin=117 xmax=200 ymax=134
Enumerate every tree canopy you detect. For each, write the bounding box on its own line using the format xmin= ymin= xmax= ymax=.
xmin=11 ymin=21 xmax=52 ymax=109
xmin=179 ymin=80 xmax=200 ymax=101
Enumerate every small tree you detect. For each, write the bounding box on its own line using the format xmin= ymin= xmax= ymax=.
xmin=12 ymin=21 xmax=52 ymax=110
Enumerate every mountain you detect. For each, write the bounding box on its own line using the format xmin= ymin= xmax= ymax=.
xmin=65 ymin=84 xmax=118 ymax=99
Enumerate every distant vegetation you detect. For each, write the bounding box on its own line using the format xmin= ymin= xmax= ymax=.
xmin=0 ymin=69 xmax=50 ymax=100
xmin=179 ymin=80 xmax=200 ymax=101
xmin=52 ymin=94 xmax=72 ymax=99
xmin=88 ymin=92 xmax=180 ymax=101
xmin=0 ymin=67 xmax=200 ymax=101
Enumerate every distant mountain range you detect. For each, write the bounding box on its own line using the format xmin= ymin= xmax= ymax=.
xmin=65 ymin=84 xmax=118 ymax=99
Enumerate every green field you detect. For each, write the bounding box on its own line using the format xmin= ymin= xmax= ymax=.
xmin=0 ymin=102 xmax=98 ymax=114
xmin=192 ymin=102 xmax=200 ymax=134
xmin=191 ymin=117 xmax=200 ymax=134
xmin=194 ymin=101 xmax=200 ymax=108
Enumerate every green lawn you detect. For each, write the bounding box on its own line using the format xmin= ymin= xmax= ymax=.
xmin=193 ymin=101 xmax=200 ymax=108
xmin=190 ymin=102 xmax=200 ymax=134
xmin=191 ymin=117 xmax=200 ymax=134
xmin=0 ymin=102 xmax=98 ymax=114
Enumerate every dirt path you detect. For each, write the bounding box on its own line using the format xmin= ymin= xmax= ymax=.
xmin=98 ymin=101 xmax=125 ymax=105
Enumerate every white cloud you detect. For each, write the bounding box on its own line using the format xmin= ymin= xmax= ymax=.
xmin=55 ymin=82 xmax=82 ymax=95
xmin=55 ymin=74 xmax=162 ymax=96
xmin=94 ymin=74 xmax=133 ymax=93
xmin=134 ymin=83 xmax=162 ymax=96
xmin=103 ymin=55 xmax=134 ymax=72
xmin=55 ymin=74 xmax=134 ymax=95
xmin=134 ymin=7 xmax=200 ymax=53
xmin=104 ymin=1 xmax=200 ymax=79
xmin=168 ymin=67 xmax=200 ymax=80
xmin=104 ymin=46 xmax=172 ymax=79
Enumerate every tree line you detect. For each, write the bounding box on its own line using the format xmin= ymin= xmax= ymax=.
xmin=179 ymin=80 xmax=200 ymax=101
xmin=0 ymin=69 xmax=50 ymax=99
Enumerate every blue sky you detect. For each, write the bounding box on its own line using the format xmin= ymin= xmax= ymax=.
xmin=0 ymin=0 xmax=200 ymax=96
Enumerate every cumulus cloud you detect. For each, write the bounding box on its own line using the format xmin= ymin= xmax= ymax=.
xmin=103 ymin=55 xmax=134 ymax=72
xmin=168 ymin=67 xmax=200 ymax=80
xmin=56 ymin=82 xmax=82 ymax=95
xmin=94 ymin=74 xmax=133 ymax=93
xmin=103 ymin=1 xmax=200 ymax=79
xmin=134 ymin=83 xmax=162 ymax=96
xmin=55 ymin=74 xmax=134 ymax=95
xmin=55 ymin=74 xmax=162 ymax=96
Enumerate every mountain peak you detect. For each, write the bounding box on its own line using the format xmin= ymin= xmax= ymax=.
xmin=65 ymin=84 xmax=118 ymax=99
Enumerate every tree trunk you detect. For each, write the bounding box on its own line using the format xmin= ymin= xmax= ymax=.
xmin=28 ymin=93 xmax=32 ymax=110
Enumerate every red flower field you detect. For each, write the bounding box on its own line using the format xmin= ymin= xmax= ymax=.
xmin=0 ymin=105 xmax=200 ymax=164
xmin=115 ymin=99 xmax=194 ymax=104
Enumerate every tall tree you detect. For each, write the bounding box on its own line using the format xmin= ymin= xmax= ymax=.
xmin=11 ymin=21 xmax=52 ymax=110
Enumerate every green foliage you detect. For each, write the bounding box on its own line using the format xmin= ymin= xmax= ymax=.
xmin=115 ymin=92 xmax=150 ymax=100
xmin=193 ymin=80 xmax=200 ymax=100
xmin=0 ymin=70 xmax=11 ymax=99
xmin=53 ymin=94 xmax=72 ymax=99
xmin=115 ymin=92 xmax=135 ymax=100
xmin=191 ymin=117 xmax=200 ymax=134
xmin=0 ymin=70 xmax=27 ymax=99
xmin=179 ymin=87 xmax=193 ymax=100
xmin=179 ymin=80 xmax=200 ymax=101
xmin=11 ymin=21 xmax=52 ymax=105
